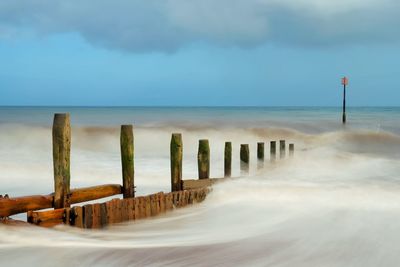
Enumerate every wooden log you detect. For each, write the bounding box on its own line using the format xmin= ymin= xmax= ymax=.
xmin=224 ymin=142 xmax=232 ymax=178
xmin=289 ymin=143 xmax=294 ymax=157
xmin=121 ymin=125 xmax=135 ymax=198
xmin=280 ymin=140 xmax=286 ymax=159
xmin=0 ymin=184 xmax=122 ymax=218
xmin=0 ymin=195 xmax=53 ymax=218
xmin=240 ymin=144 xmax=250 ymax=174
xmin=270 ymin=141 xmax=276 ymax=162
xmin=27 ymin=208 xmax=65 ymax=225
xmin=52 ymin=113 xmax=71 ymax=209
xmin=198 ymin=139 xmax=210 ymax=179
xmin=171 ymin=133 xmax=183 ymax=192
xmin=257 ymin=142 xmax=265 ymax=169
xmin=83 ymin=204 xmax=93 ymax=229
xmin=70 ymin=184 xmax=122 ymax=204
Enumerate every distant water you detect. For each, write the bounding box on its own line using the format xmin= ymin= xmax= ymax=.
xmin=1 ymin=106 xmax=400 ymax=267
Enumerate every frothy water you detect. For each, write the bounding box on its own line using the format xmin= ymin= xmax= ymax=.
xmin=1 ymin=107 xmax=400 ymax=266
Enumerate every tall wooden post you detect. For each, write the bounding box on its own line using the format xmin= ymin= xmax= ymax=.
xmin=270 ymin=141 xmax=276 ymax=162
xmin=240 ymin=144 xmax=250 ymax=174
xmin=257 ymin=142 xmax=264 ymax=169
xmin=280 ymin=140 xmax=286 ymax=159
xmin=224 ymin=142 xmax=232 ymax=178
xmin=52 ymin=113 xmax=71 ymax=209
xmin=342 ymin=77 xmax=348 ymax=124
xmin=171 ymin=133 xmax=183 ymax=192
xmin=120 ymin=125 xmax=134 ymax=198
xmin=289 ymin=144 xmax=294 ymax=157
xmin=198 ymin=139 xmax=210 ymax=179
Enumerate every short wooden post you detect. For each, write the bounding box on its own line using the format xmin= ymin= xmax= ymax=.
xmin=198 ymin=139 xmax=210 ymax=179
xmin=171 ymin=133 xmax=183 ymax=192
xmin=270 ymin=141 xmax=276 ymax=162
xmin=52 ymin=113 xmax=71 ymax=209
xmin=289 ymin=143 xmax=294 ymax=157
xmin=240 ymin=144 xmax=250 ymax=174
xmin=224 ymin=142 xmax=232 ymax=177
xmin=120 ymin=125 xmax=135 ymax=198
xmin=257 ymin=142 xmax=264 ymax=169
xmin=280 ymin=140 xmax=286 ymax=159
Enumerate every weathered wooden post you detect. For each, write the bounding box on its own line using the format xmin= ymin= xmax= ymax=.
xmin=257 ymin=142 xmax=264 ymax=169
xmin=270 ymin=141 xmax=276 ymax=162
xmin=121 ymin=125 xmax=134 ymax=198
xmin=198 ymin=139 xmax=210 ymax=179
xmin=53 ymin=113 xmax=71 ymax=209
xmin=171 ymin=133 xmax=183 ymax=192
xmin=289 ymin=143 xmax=294 ymax=157
xmin=240 ymin=144 xmax=250 ymax=174
xmin=224 ymin=142 xmax=232 ymax=177
xmin=280 ymin=140 xmax=286 ymax=159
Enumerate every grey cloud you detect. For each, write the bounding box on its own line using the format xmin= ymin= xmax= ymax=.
xmin=0 ymin=0 xmax=399 ymax=52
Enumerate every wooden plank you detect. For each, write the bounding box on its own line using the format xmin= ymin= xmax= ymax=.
xmin=83 ymin=204 xmax=93 ymax=229
xmin=159 ymin=192 xmax=165 ymax=213
xmin=165 ymin=193 xmax=173 ymax=211
xmin=100 ymin=203 xmax=107 ymax=227
xmin=145 ymin=196 xmax=151 ymax=217
xmin=128 ymin=198 xmax=135 ymax=221
xmin=91 ymin=203 xmax=101 ymax=229
xmin=134 ymin=197 xmax=141 ymax=220
xmin=121 ymin=199 xmax=129 ymax=222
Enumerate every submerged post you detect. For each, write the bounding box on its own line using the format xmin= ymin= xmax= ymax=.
xmin=120 ymin=125 xmax=134 ymax=198
xmin=257 ymin=142 xmax=264 ymax=169
xmin=289 ymin=144 xmax=294 ymax=157
xmin=240 ymin=144 xmax=250 ymax=174
xmin=52 ymin=113 xmax=71 ymax=209
xmin=224 ymin=142 xmax=232 ymax=177
xmin=198 ymin=139 xmax=210 ymax=179
xmin=280 ymin=140 xmax=286 ymax=159
xmin=341 ymin=76 xmax=348 ymax=124
xmin=270 ymin=141 xmax=276 ymax=162
xmin=171 ymin=133 xmax=183 ymax=192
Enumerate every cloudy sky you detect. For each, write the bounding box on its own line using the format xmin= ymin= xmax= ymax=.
xmin=1 ymin=0 xmax=400 ymax=106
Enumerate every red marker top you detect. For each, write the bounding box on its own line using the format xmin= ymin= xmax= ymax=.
xmin=341 ymin=77 xmax=349 ymax=86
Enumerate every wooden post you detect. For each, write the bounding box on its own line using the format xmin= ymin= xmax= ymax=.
xmin=52 ymin=113 xmax=71 ymax=209
xmin=224 ymin=142 xmax=232 ymax=177
xmin=280 ymin=140 xmax=286 ymax=159
xmin=198 ymin=139 xmax=210 ymax=179
xmin=120 ymin=125 xmax=135 ymax=198
xmin=270 ymin=141 xmax=276 ymax=162
xmin=289 ymin=143 xmax=294 ymax=157
xmin=240 ymin=144 xmax=250 ymax=174
xmin=171 ymin=133 xmax=183 ymax=192
xmin=257 ymin=142 xmax=264 ymax=169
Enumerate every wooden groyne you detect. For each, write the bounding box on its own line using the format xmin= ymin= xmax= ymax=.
xmin=0 ymin=113 xmax=295 ymax=229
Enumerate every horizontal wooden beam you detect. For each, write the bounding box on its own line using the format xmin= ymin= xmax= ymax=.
xmin=182 ymin=178 xmax=229 ymax=190
xmin=0 ymin=184 xmax=122 ymax=218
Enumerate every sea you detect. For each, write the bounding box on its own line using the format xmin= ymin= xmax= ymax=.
xmin=1 ymin=106 xmax=400 ymax=267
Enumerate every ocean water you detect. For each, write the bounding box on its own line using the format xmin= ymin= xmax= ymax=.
xmin=1 ymin=106 xmax=400 ymax=266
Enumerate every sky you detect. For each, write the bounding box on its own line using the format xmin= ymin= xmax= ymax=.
xmin=1 ymin=0 xmax=400 ymax=106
